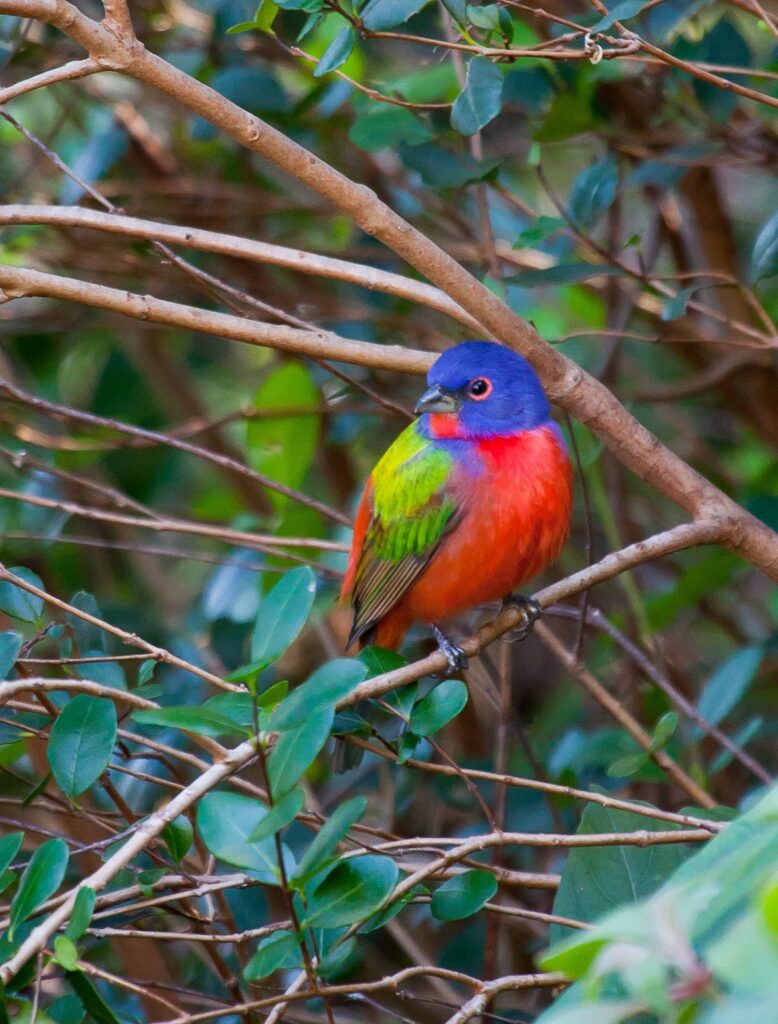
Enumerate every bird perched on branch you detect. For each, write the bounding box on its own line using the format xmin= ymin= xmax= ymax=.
xmin=342 ymin=341 xmax=573 ymax=670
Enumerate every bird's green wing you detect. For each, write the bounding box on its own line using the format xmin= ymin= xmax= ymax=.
xmin=348 ymin=422 xmax=459 ymax=645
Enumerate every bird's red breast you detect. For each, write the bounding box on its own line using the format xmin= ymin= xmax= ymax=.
xmin=344 ymin=422 xmax=572 ymax=650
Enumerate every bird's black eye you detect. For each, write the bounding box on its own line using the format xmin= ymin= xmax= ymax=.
xmin=467 ymin=377 xmax=493 ymax=400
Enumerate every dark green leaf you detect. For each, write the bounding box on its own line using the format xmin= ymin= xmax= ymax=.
xmin=660 ymin=284 xmax=698 ymax=321
xmin=10 ymin=837 xmax=69 ymax=938
xmin=361 ymin=0 xmax=430 ymax=30
xmin=431 ymin=869 xmax=497 ymax=921
xmin=569 ymin=157 xmax=618 ymax=228
xmin=696 ymin=647 xmax=762 ymax=736
xmin=303 ymin=855 xmax=399 ymax=928
xmin=752 ymin=211 xmax=778 ymax=283
xmin=313 ymin=27 xmax=355 ymax=77
xmin=250 ymin=566 xmax=317 ymax=667
xmin=132 ymin=705 xmax=245 ymax=738
xmin=64 ymin=886 xmax=95 ymax=942
xmin=244 ymin=930 xmax=302 ymax=980
xmin=410 ymin=679 xmax=468 ymax=736
xmin=197 ymin=791 xmax=292 ymax=883
xmin=48 ymin=696 xmax=117 ymax=800
xmin=202 ymin=550 xmax=261 ymax=624
xmin=451 ymin=57 xmax=503 ymax=136
xmin=590 ymin=0 xmax=650 ymax=33
xmin=349 ymin=106 xmax=432 ymax=151
xmin=534 ymin=90 xmax=593 ymax=142
xmin=293 ymin=796 xmax=367 ymax=884
xmin=161 ymin=817 xmax=193 ymax=863
xmin=271 ymin=658 xmax=367 ymax=730
xmin=247 ymin=789 xmax=304 ymax=843
xmin=508 ymin=263 xmax=622 ymax=287
xmin=267 ymin=706 xmax=333 ymax=798
xmin=0 ymin=832 xmax=22 ymax=876
xmin=65 ymin=972 xmax=121 ymax=1024
xmin=0 ymin=567 xmax=45 ymax=622
xmin=47 ymin=994 xmax=85 ymax=1024
xmin=60 ymin=127 xmax=128 ymax=205
xmin=0 ymin=632 xmax=22 ymax=679
xmin=549 ymin=804 xmax=691 ymax=944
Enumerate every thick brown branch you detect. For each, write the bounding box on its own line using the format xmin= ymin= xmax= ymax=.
xmin=0 ymin=0 xmax=775 ymax=580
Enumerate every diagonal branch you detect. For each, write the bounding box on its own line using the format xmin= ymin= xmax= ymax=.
xmin=0 ymin=0 xmax=775 ymax=580
xmin=0 ymin=205 xmax=480 ymax=330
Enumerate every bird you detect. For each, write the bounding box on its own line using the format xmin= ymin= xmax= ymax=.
xmin=341 ymin=340 xmax=573 ymax=671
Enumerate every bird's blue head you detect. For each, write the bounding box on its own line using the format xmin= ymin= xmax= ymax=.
xmin=415 ymin=341 xmax=551 ymax=440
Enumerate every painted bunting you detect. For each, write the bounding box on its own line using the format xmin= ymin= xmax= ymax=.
xmin=342 ymin=341 xmax=573 ymax=670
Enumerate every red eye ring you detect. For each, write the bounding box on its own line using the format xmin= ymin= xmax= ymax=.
xmin=467 ymin=377 xmax=493 ymax=401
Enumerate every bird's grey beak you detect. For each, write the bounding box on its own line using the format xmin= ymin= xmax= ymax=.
xmin=414 ymin=384 xmax=462 ymax=416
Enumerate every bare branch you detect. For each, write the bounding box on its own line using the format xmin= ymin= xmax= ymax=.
xmin=0 ymin=0 xmax=775 ymax=579
xmin=0 ymin=205 xmax=480 ymax=330
xmin=0 ymin=58 xmax=100 ymax=104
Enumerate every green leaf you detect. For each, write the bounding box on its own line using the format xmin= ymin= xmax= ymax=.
xmin=707 ymin=906 xmax=778 ymax=995
xmin=47 ymin=994 xmax=84 ymax=1024
xmin=53 ymin=935 xmax=79 ymax=972
xmin=349 ymin=106 xmax=432 ymax=151
xmin=591 ymin=0 xmax=650 ymax=33
xmin=534 ymin=89 xmax=593 ymax=143
xmin=313 ymin=27 xmax=355 ymax=77
xmin=64 ymin=886 xmax=95 ymax=942
xmin=244 ymin=930 xmax=303 ymax=980
xmin=271 ymin=658 xmax=367 ymax=731
xmin=450 ymin=57 xmax=503 ymax=136
xmin=431 ymin=869 xmax=497 ymax=921
xmin=549 ymin=804 xmax=692 ymax=944
xmin=48 ymin=696 xmax=117 ymax=800
xmin=410 ymin=679 xmax=468 ymax=736
xmin=0 ymin=631 xmax=22 ymax=679
xmin=247 ymin=363 xmax=320 ymax=514
xmin=65 ymin=972 xmax=121 ymax=1024
xmin=293 ymin=796 xmax=367 ymax=884
xmin=361 ymin=0 xmax=430 ymax=30
xmin=247 ymin=789 xmax=304 ymax=843
xmin=649 ymin=712 xmax=677 ymax=752
xmin=660 ymin=284 xmax=698 ymax=322
xmin=467 ymin=3 xmax=500 ymax=30
xmin=0 ymin=832 xmax=22 ymax=876
xmin=10 ymin=837 xmax=69 ymax=938
xmin=161 ymin=817 xmax=193 ymax=863
xmin=267 ymin=706 xmax=334 ymax=798
xmin=303 ymin=855 xmax=399 ymax=928
xmin=251 ymin=566 xmax=317 ymax=667
xmin=696 ymin=646 xmax=762 ymax=736
xmin=569 ymin=157 xmax=618 ymax=228
xmin=508 ymin=263 xmax=622 ymax=287
xmin=537 ymin=1000 xmax=645 ymax=1024
xmin=0 ymin=567 xmax=45 ymax=622
xmin=197 ymin=791 xmax=292 ymax=883
xmin=751 ymin=210 xmax=778 ymax=283
xmin=132 ymin=705 xmax=245 ymax=738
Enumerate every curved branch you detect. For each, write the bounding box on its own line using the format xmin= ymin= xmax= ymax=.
xmin=0 ymin=0 xmax=775 ymax=579
xmin=0 ymin=204 xmax=480 ymax=331
xmin=0 ymin=263 xmax=430 ymax=374
xmin=0 ymin=58 xmax=100 ymax=104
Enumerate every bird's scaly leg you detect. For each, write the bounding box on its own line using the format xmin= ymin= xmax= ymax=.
xmin=431 ymin=624 xmax=468 ymax=674
xmin=500 ymin=594 xmax=541 ymax=641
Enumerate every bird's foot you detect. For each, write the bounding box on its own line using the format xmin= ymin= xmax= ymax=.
xmin=432 ymin=624 xmax=468 ymax=675
xmin=500 ymin=594 xmax=541 ymax=642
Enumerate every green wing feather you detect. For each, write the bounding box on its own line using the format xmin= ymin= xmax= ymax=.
xmin=349 ymin=422 xmax=459 ymax=644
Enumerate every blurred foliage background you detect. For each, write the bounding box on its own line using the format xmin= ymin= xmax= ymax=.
xmin=0 ymin=0 xmax=776 ymax=1020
